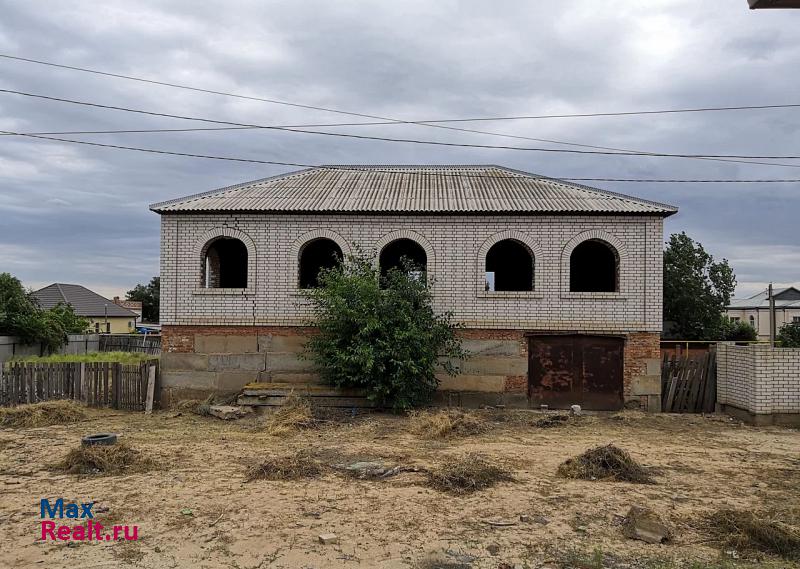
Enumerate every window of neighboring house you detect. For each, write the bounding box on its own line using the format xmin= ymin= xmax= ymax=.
xmin=298 ymin=238 xmax=343 ymax=288
xmin=749 ymin=315 xmax=756 ymax=328
xmin=202 ymin=237 xmax=248 ymax=288
xmin=793 ymin=316 xmax=800 ymax=323
xmin=730 ymin=317 xmax=741 ymax=323
xmin=94 ymin=322 xmax=100 ymax=333
xmin=569 ymin=239 xmax=619 ymax=292
xmin=485 ymin=239 xmax=534 ymax=292
xmin=379 ymin=238 xmax=427 ymax=280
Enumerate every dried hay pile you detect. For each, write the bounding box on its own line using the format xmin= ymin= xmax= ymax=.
xmin=556 ymin=444 xmax=655 ymax=484
xmin=54 ymin=442 xmax=154 ymax=475
xmin=706 ymin=509 xmax=800 ymax=561
xmin=426 ymin=453 xmax=514 ymax=494
xmin=0 ymin=400 xmax=86 ymax=428
xmin=263 ymin=393 xmax=317 ymax=436
xmin=245 ymin=450 xmax=322 ymax=481
xmin=409 ymin=409 xmax=490 ymax=439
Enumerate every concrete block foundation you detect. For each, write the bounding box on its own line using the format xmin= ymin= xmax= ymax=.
xmin=161 ymin=325 xmax=662 ymax=410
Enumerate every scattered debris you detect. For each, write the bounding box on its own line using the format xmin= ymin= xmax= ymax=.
xmin=534 ymin=414 xmax=570 ymax=428
xmin=0 ymin=400 xmax=86 ymax=428
xmin=409 ymin=409 xmax=490 ymax=439
xmin=81 ymin=433 xmax=117 ymax=446
xmin=706 ymin=508 xmax=800 ymax=561
xmin=318 ymin=533 xmax=338 ymax=545
xmin=486 ymin=543 xmax=501 ymax=555
xmin=263 ymin=393 xmax=317 ymax=436
xmin=570 ymin=404 xmax=582 ymax=416
xmin=414 ymin=547 xmax=474 ymax=569
xmin=622 ymin=506 xmax=671 ymax=544
xmin=334 ymin=460 xmax=417 ymax=480
xmin=556 ymin=444 xmax=655 ymax=484
xmin=483 ymin=519 xmax=517 ymax=527
xmin=426 ymin=453 xmax=514 ymax=494
xmin=180 ymin=508 xmax=193 ymax=516
xmin=53 ymin=442 xmax=155 ymax=475
xmin=245 ymin=451 xmax=322 ymax=481
xmin=208 ymin=405 xmax=252 ymax=421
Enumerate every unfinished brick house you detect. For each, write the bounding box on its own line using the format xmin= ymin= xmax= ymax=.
xmin=151 ymin=165 xmax=677 ymax=411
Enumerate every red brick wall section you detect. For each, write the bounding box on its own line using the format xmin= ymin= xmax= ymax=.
xmin=623 ymin=332 xmax=661 ymax=400
xmin=504 ymin=375 xmax=527 ymax=392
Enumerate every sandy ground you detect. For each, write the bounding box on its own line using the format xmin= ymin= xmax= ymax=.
xmin=1 ymin=407 xmax=799 ymax=569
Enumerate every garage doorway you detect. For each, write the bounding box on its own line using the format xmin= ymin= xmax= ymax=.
xmin=528 ymin=335 xmax=624 ymax=410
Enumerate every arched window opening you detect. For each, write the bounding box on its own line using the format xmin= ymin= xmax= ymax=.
xmin=299 ymin=238 xmax=343 ymax=288
xmin=379 ymin=238 xmax=427 ymax=280
xmin=569 ymin=239 xmax=619 ymax=292
xmin=203 ymin=238 xmax=248 ymax=288
xmin=485 ymin=239 xmax=534 ymax=292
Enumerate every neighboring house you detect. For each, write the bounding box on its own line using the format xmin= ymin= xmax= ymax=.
xmin=151 ymin=165 xmax=677 ymax=411
xmin=32 ymin=283 xmax=139 ymax=334
xmin=726 ymin=287 xmax=800 ymax=340
xmin=113 ymin=296 xmax=143 ymax=319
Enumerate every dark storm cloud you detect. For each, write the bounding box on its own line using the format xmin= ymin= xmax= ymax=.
xmin=0 ymin=0 xmax=798 ymax=299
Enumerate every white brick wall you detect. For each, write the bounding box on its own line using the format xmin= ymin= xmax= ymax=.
xmin=159 ymin=213 xmax=665 ymax=332
xmin=717 ymin=343 xmax=800 ymax=415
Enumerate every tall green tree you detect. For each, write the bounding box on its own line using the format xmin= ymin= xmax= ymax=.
xmin=126 ymin=276 xmax=160 ymax=323
xmin=302 ymin=254 xmax=466 ymax=411
xmin=777 ymin=322 xmax=800 ymax=348
xmin=0 ymin=273 xmax=89 ymax=352
xmin=663 ymin=232 xmax=736 ymax=340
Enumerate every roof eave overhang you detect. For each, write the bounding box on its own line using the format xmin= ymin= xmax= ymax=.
xmin=152 ymin=208 xmax=678 ymax=217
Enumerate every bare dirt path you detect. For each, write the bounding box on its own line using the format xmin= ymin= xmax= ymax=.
xmin=1 ymin=409 xmax=798 ymax=568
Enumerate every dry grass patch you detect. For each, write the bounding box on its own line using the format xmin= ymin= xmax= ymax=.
xmin=426 ymin=453 xmax=514 ymax=494
xmin=557 ymin=444 xmax=655 ymax=484
xmin=409 ymin=409 xmax=491 ymax=439
xmin=0 ymin=400 xmax=87 ymax=428
xmin=54 ymin=442 xmax=155 ymax=475
xmin=706 ymin=509 xmax=800 ymax=561
xmin=245 ymin=450 xmax=323 ymax=481
xmin=263 ymin=393 xmax=317 ymax=436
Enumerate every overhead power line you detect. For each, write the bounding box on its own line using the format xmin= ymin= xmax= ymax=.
xmin=3 ymin=54 xmax=798 ymax=170
xmin=3 ymin=89 xmax=800 ymax=164
xmin=3 ymin=53 xmax=800 ymax=122
xmin=4 ymin=128 xmax=800 ymax=183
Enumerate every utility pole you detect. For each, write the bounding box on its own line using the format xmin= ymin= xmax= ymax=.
xmin=768 ymin=283 xmax=776 ymax=347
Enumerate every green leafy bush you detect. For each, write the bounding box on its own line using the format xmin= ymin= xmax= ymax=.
xmin=302 ymin=254 xmax=466 ymax=411
xmin=719 ymin=317 xmax=758 ymax=341
xmin=777 ymin=322 xmax=800 ymax=348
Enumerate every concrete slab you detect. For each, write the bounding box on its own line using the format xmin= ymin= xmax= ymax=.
xmin=270 ymin=335 xmax=309 ymax=353
xmin=160 ymin=353 xmax=209 ymax=372
xmin=266 ymin=352 xmax=315 ymax=372
xmin=460 ymin=339 xmax=521 ymax=357
xmin=208 ymin=353 xmax=266 ymax=372
xmin=459 ymin=356 xmax=527 ymax=376
xmin=630 ymin=375 xmax=661 ymax=396
xmin=216 ymin=371 xmax=259 ymax=391
xmin=195 ymin=334 xmax=258 ymax=354
xmin=437 ymin=374 xmax=506 ymax=393
xmin=645 ymin=358 xmax=661 ymax=376
xmin=161 ymin=371 xmax=216 ymax=389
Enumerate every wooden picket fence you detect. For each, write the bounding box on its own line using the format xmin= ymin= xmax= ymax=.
xmin=0 ymin=359 xmax=160 ymax=411
xmin=661 ymin=351 xmax=717 ymax=413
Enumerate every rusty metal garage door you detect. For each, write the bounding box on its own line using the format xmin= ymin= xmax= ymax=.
xmin=528 ymin=335 xmax=624 ymax=410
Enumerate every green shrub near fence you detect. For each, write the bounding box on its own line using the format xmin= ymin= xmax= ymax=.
xmin=9 ymin=351 xmax=155 ymax=365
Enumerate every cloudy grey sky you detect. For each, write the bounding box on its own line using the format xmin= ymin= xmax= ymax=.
xmin=0 ymin=0 xmax=798 ymax=301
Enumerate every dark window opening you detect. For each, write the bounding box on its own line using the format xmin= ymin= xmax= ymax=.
xmin=379 ymin=238 xmax=427 ymax=280
xmin=569 ymin=239 xmax=618 ymax=292
xmin=204 ymin=238 xmax=248 ymax=288
xmin=299 ymin=238 xmax=343 ymax=288
xmin=485 ymin=239 xmax=534 ymax=292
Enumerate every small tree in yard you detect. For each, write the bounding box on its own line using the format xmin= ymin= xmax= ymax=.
xmin=0 ymin=272 xmax=89 ymax=352
xmin=777 ymin=322 xmax=800 ymax=348
xmin=302 ymin=254 xmax=467 ymax=411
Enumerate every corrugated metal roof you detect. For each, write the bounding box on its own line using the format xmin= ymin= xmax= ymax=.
xmin=150 ymin=165 xmax=678 ymax=215
xmin=32 ymin=284 xmax=138 ymax=318
xmin=728 ymin=287 xmax=800 ymax=309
